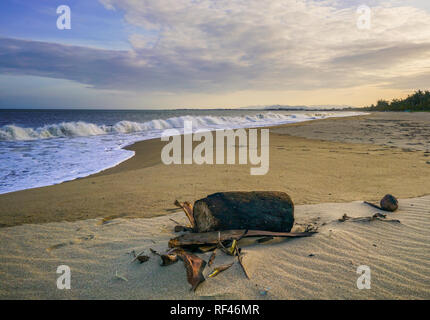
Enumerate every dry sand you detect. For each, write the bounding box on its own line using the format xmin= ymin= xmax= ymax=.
xmin=0 ymin=112 xmax=429 ymax=299
xmin=0 ymin=195 xmax=428 ymax=299
xmin=271 ymin=112 xmax=430 ymax=152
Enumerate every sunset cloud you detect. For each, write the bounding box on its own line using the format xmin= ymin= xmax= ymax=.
xmin=1 ymin=0 xmax=430 ymax=107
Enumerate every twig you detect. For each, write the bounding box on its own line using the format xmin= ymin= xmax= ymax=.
xmin=217 ymin=231 xmax=227 ymax=250
xmin=150 ymin=248 xmax=160 ymax=255
xmin=114 ymin=270 xmax=128 ymax=282
xmin=174 ymin=200 xmax=196 ymax=229
xmin=339 ymin=213 xmax=400 ymax=223
xmin=235 ymin=246 xmax=250 ymax=280
xmin=208 ymin=262 xmax=234 ymax=278
xmin=217 ymin=231 xmax=231 ymax=255
xmin=237 ymin=230 xmax=248 ymax=241
xmin=170 ymin=218 xmax=181 ymax=225
xmin=130 ymin=249 xmax=146 ymax=263
xmin=208 ymin=248 xmax=217 ymax=267
xmin=364 ymin=201 xmax=382 ymax=210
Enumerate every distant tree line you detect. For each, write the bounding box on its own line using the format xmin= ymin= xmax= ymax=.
xmin=364 ymin=90 xmax=430 ymax=111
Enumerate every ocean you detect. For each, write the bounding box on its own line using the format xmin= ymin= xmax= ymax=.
xmin=0 ymin=109 xmax=364 ymax=194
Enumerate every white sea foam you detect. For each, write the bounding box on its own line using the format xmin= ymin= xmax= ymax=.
xmin=0 ymin=112 xmax=359 ymax=141
xmin=0 ymin=111 xmax=366 ymax=194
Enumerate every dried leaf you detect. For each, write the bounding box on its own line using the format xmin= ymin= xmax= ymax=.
xmin=208 ymin=249 xmax=217 ymax=267
xmin=208 ymin=262 xmax=234 ymax=278
xmin=131 ymin=249 xmax=146 ymax=263
xmin=150 ymin=248 xmax=159 ymax=255
xmin=137 ymin=255 xmax=150 ymax=263
xmin=228 ymin=240 xmax=238 ymax=256
xmin=160 ymin=253 xmax=179 ymax=266
xmin=174 ymin=200 xmax=195 ymax=229
xmin=114 ymin=270 xmax=128 ymax=282
xmin=172 ymin=248 xmax=206 ymax=291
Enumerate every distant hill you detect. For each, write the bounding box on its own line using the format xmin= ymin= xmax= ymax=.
xmin=364 ymin=90 xmax=430 ymax=112
xmin=241 ymin=104 xmax=355 ymax=111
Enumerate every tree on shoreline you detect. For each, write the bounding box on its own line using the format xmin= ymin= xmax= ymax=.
xmin=365 ymin=90 xmax=430 ymax=111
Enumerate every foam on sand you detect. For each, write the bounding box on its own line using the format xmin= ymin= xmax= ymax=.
xmin=0 ymin=196 xmax=428 ymax=299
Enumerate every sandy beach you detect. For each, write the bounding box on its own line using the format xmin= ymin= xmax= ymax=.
xmin=1 ymin=112 xmax=430 ymax=228
xmin=0 ymin=112 xmax=429 ymax=299
xmin=3 ymin=0 xmax=430 ymax=304
xmin=0 ymin=195 xmax=428 ymax=299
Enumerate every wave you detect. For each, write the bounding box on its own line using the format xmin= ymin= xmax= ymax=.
xmin=0 ymin=112 xmax=341 ymax=141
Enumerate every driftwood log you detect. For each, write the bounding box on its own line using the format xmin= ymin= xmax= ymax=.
xmin=168 ymin=230 xmax=315 ymax=248
xmin=193 ymin=191 xmax=294 ymax=233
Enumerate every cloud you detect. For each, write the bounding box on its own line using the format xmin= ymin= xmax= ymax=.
xmin=2 ymin=0 xmax=430 ymax=94
xmin=331 ymin=43 xmax=430 ymax=69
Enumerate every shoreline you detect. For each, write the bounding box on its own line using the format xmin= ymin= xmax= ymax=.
xmin=1 ymin=112 xmax=430 ymax=227
xmin=0 ymin=111 xmax=366 ymax=196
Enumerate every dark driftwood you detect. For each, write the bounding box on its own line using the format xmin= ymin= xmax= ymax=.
xmin=193 ymin=191 xmax=294 ymax=233
xmin=168 ymin=230 xmax=316 ymax=248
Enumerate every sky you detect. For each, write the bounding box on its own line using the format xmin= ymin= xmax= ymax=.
xmin=0 ymin=0 xmax=430 ymax=109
